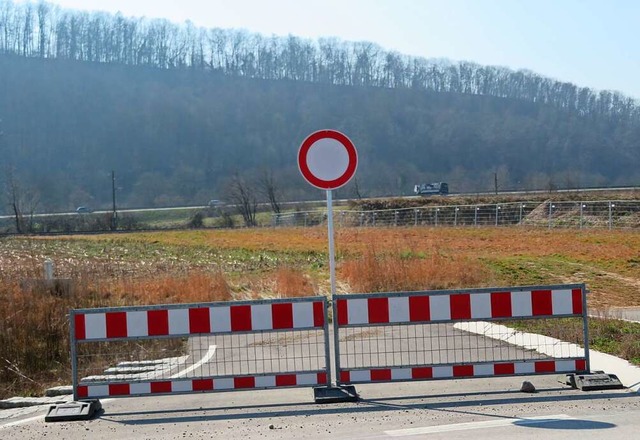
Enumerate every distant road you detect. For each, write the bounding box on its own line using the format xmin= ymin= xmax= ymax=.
xmin=0 ymin=185 xmax=638 ymax=221
xmin=450 ymin=185 xmax=640 ymax=197
xmin=0 ymin=205 xmax=210 ymax=221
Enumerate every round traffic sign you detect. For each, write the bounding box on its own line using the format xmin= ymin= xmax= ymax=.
xmin=298 ymin=129 xmax=358 ymax=190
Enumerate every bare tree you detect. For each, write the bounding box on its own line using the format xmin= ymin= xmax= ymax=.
xmin=36 ymin=1 xmax=50 ymax=58
xmin=225 ymin=173 xmax=257 ymax=227
xmin=257 ymin=169 xmax=281 ymax=214
xmin=492 ymin=165 xmax=510 ymax=194
xmin=2 ymin=166 xmax=39 ymax=234
xmin=352 ymin=176 xmax=364 ymax=200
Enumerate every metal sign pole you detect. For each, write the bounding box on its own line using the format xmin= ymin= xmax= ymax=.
xmin=296 ymin=130 xmax=358 ymax=402
xmin=327 ymin=189 xmax=337 ymax=297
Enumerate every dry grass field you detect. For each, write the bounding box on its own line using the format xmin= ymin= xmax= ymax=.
xmin=0 ymin=226 xmax=638 ymax=398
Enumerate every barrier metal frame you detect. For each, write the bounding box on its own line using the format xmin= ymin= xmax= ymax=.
xmin=332 ymin=283 xmax=589 ymax=385
xmin=70 ymin=296 xmax=331 ymax=400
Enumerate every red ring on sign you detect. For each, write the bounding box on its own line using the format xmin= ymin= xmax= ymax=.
xmin=298 ymin=129 xmax=358 ymax=190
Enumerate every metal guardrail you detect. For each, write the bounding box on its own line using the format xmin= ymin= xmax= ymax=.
xmin=70 ymin=296 xmax=330 ymax=400
xmin=272 ymin=200 xmax=640 ymax=229
xmin=333 ymin=284 xmax=589 ymax=386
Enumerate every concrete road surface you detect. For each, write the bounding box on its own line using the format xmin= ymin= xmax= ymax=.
xmin=2 ymin=374 xmax=639 ymax=439
xmin=598 ymin=307 xmax=640 ymax=323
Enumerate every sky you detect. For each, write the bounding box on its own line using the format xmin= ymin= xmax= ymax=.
xmin=16 ymin=0 xmax=640 ymax=99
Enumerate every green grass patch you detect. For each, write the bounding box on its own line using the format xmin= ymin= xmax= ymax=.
xmin=508 ymin=317 xmax=640 ymax=367
xmin=3 ymin=236 xmax=326 ymax=276
xmin=481 ymin=256 xmax=575 ymax=286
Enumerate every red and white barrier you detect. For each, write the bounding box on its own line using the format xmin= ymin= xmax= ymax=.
xmin=78 ymin=372 xmax=329 ymax=398
xmin=336 ymin=287 xmax=583 ymax=326
xmin=71 ymin=286 xmax=590 ymax=401
xmin=333 ymin=284 xmax=589 ymax=387
xmin=75 ymin=300 xmax=326 ymax=340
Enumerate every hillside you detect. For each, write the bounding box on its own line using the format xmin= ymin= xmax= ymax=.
xmin=0 ymin=1 xmax=639 ymax=214
xmin=1 ymin=54 xmax=639 ymax=215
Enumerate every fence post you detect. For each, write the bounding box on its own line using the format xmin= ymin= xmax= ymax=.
xmin=474 ymin=207 xmax=479 ymax=226
xmin=44 ymin=259 xmax=54 ymax=280
xmin=580 ymin=203 xmax=585 ymax=229
xmin=454 ymin=207 xmax=459 ymax=226
xmin=435 ymin=208 xmax=439 ymax=227
xmin=582 ymin=285 xmax=591 ymax=372
xmin=519 ymin=204 xmax=525 ymax=225
xmin=394 ymin=211 xmax=399 ymax=227
xmin=359 ymin=213 xmax=364 ymax=227
xmin=609 ymin=202 xmax=614 ymax=230
xmin=414 ymin=209 xmax=418 ymax=227
xmin=495 ymin=205 xmax=501 ymax=226
xmin=372 ymin=212 xmax=377 ymax=227
xmin=70 ymin=310 xmax=79 ymax=401
xmin=548 ymin=202 xmax=554 ymax=229
xmin=331 ymin=297 xmax=340 ymax=386
xmin=323 ymin=298 xmax=333 ymax=389
xmin=304 ymin=212 xmax=308 ymax=228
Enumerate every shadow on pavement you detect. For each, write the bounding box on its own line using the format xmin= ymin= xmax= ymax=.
xmin=100 ymin=387 xmax=635 ymax=426
xmin=513 ymin=418 xmax=615 ymax=430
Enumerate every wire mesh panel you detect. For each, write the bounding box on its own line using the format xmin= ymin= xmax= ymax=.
xmin=272 ymin=200 xmax=639 ymax=230
xmin=333 ymin=284 xmax=588 ymax=385
xmin=71 ymin=297 xmax=330 ymax=399
xmin=272 ymin=211 xmax=327 ymax=227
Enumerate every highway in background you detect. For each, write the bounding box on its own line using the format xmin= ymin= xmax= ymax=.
xmin=1 ymin=185 xmax=638 ymax=221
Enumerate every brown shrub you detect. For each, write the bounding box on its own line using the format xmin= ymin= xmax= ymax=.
xmin=114 ymin=271 xmax=232 ymax=305
xmin=0 ymin=270 xmax=232 ymax=399
xmin=273 ymin=266 xmax=317 ymax=297
xmin=0 ymin=284 xmax=75 ymax=398
xmin=340 ymin=245 xmax=492 ymax=293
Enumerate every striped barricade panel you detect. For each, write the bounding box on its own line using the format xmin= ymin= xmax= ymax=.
xmin=336 ymin=286 xmax=584 ymax=326
xmin=74 ymin=298 xmax=326 ymax=341
xmin=71 ymin=297 xmax=330 ymax=400
xmin=333 ymin=284 xmax=588 ymax=386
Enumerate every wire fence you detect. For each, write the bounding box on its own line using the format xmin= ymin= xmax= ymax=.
xmin=272 ymin=200 xmax=640 ymax=229
xmin=2 ymin=199 xmax=638 ymax=235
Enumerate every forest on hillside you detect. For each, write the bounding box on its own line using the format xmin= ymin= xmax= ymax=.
xmin=0 ymin=0 xmax=639 ymax=215
xmin=1 ymin=0 xmax=638 ymax=119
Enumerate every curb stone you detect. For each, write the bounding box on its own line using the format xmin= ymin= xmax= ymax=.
xmin=45 ymin=385 xmax=73 ymax=397
xmin=0 ymin=395 xmax=71 ymax=410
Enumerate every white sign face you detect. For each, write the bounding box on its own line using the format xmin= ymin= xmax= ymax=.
xmin=298 ymin=129 xmax=358 ymax=190
xmin=306 ymin=138 xmax=350 ymax=182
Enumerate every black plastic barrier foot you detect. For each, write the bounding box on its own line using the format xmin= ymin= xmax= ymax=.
xmin=313 ymin=385 xmax=359 ymax=403
xmin=45 ymin=399 xmax=102 ymax=422
xmin=566 ymin=373 xmax=624 ymax=391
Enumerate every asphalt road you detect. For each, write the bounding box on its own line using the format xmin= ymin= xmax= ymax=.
xmin=2 ymin=375 xmax=639 ymax=439
xmin=73 ymin=323 xmax=558 ymax=389
xmin=600 ymin=307 xmax=640 ymax=323
xmin=3 ymin=321 xmax=639 ymax=439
